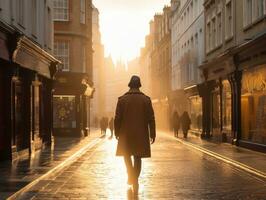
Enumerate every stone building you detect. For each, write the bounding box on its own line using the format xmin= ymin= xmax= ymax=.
xmin=139 ymin=27 xmax=153 ymax=97
xmin=201 ymin=0 xmax=266 ymax=152
xmin=170 ymin=0 xmax=205 ymax=134
xmin=150 ymin=6 xmax=172 ymax=130
xmin=91 ymin=5 xmax=105 ymax=128
xmin=0 ymin=0 xmax=59 ymax=161
xmin=53 ymin=0 xmax=93 ymax=137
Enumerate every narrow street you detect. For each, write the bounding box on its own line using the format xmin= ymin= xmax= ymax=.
xmin=19 ymin=132 xmax=266 ymax=200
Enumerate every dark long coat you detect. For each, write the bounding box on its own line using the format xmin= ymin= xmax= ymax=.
xmin=114 ymin=89 xmax=156 ymax=158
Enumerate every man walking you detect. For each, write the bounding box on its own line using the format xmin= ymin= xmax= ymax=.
xmin=114 ymin=75 xmax=156 ymax=193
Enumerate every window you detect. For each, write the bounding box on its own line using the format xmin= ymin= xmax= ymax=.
xmin=241 ymin=65 xmax=266 ymax=145
xmin=80 ymin=0 xmax=85 ymax=24
xmin=194 ymin=0 xmax=198 ymax=16
xmin=32 ymin=0 xmax=37 ymax=36
xmin=222 ymin=80 xmax=232 ymax=131
xmin=225 ymin=0 xmax=233 ymax=39
xmin=53 ymin=95 xmax=76 ymax=128
xmin=265 ymin=0 xmax=266 ymax=14
xmin=212 ymin=17 xmax=216 ymax=48
xmin=243 ymin=0 xmax=265 ymax=27
xmin=18 ymin=0 xmax=25 ymax=26
xmin=54 ymin=41 xmax=70 ymax=71
xmin=187 ymin=7 xmax=190 ymax=24
xmin=244 ymin=0 xmax=252 ymax=27
xmin=217 ymin=12 xmax=222 ymax=45
xmin=206 ymin=21 xmax=211 ymax=52
xmin=190 ymin=2 xmax=193 ymax=21
xmin=53 ymin=0 xmax=69 ymax=21
xmin=189 ymin=96 xmax=202 ymax=131
xmin=257 ymin=0 xmax=264 ymax=18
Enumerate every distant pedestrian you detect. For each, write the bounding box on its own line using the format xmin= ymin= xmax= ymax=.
xmin=180 ymin=111 xmax=191 ymax=138
xmin=100 ymin=117 xmax=108 ymax=136
xmin=100 ymin=117 xmax=105 ymax=135
xmin=172 ymin=111 xmax=180 ymax=137
xmin=103 ymin=117 xmax=108 ymax=136
xmin=109 ymin=117 xmax=114 ymax=138
xmin=94 ymin=116 xmax=99 ymax=128
xmin=115 ymin=75 xmax=156 ymax=194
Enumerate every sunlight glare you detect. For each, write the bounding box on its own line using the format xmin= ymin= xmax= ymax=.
xmin=93 ymin=0 xmax=170 ymax=62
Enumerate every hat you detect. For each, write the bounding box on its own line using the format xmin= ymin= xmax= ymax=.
xmin=128 ymin=75 xmax=142 ymax=88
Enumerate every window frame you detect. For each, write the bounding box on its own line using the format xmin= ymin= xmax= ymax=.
xmin=53 ymin=0 xmax=69 ymax=22
xmin=225 ymin=0 xmax=233 ymax=41
xmin=80 ymin=0 xmax=86 ymax=24
xmin=54 ymin=41 xmax=70 ymax=71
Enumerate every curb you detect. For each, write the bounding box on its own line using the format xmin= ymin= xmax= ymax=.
xmin=175 ymin=138 xmax=266 ymax=181
xmin=7 ymin=137 xmax=104 ymax=200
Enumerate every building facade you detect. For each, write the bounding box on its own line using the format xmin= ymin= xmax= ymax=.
xmin=91 ymin=5 xmax=105 ymax=127
xmin=150 ymin=6 xmax=172 ymax=130
xmin=0 ymin=0 xmax=59 ymax=161
xmin=53 ymin=0 xmax=93 ymax=137
xmin=170 ymin=0 xmax=205 ymax=133
xmin=139 ymin=31 xmax=153 ymax=96
xmin=201 ymin=0 xmax=266 ymax=152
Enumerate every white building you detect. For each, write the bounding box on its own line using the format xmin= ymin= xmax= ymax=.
xmin=171 ymin=0 xmax=205 ymax=132
xmin=0 ymin=0 xmax=53 ymax=52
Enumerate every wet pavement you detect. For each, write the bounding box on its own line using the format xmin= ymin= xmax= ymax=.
xmin=175 ymin=134 xmax=266 ymax=177
xmin=17 ymin=132 xmax=266 ymax=200
xmin=0 ymin=130 xmax=101 ymax=200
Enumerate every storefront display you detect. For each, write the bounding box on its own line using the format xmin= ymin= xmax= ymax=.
xmin=212 ymin=89 xmax=221 ymax=135
xmin=241 ymin=65 xmax=266 ymax=145
xmin=53 ymin=95 xmax=76 ymax=129
xmin=189 ymin=96 xmax=202 ymax=131
xmin=222 ymin=80 xmax=232 ymax=131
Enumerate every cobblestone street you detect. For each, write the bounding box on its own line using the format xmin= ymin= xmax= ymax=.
xmin=19 ymin=133 xmax=266 ymax=200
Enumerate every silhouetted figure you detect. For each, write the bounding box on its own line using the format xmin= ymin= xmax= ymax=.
xmin=172 ymin=111 xmax=180 ymax=137
xmin=100 ymin=117 xmax=108 ymax=136
xmin=109 ymin=117 xmax=114 ymax=138
xmin=94 ymin=116 xmax=99 ymax=128
xmin=115 ymin=75 xmax=156 ymax=194
xmin=180 ymin=111 xmax=191 ymax=138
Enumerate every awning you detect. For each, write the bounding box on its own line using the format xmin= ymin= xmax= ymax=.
xmin=12 ymin=36 xmax=60 ymax=79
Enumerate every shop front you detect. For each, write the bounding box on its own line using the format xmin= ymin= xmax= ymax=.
xmin=0 ymin=26 xmax=59 ymax=161
xmin=199 ymin=54 xmax=234 ymax=141
xmin=235 ymin=32 xmax=266 ymax=152
xmin=200 ymin=31 xmax=266 ymax=152
xmin=184 ymin=85 xmax=203 ymax=136
xmin=53 ymin=72 xmax=93 ymax=137
xmin=240 ymin=65 xmax=266 ymax=148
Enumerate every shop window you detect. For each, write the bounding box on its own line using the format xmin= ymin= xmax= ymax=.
xmin=189 ymin=96 xmax=202 ymax=131
xmin=241 ymin=65 xmax=266 ymax=145
xmin=222 ymin=80 xmax=232 ymax=131
xmin=53 ymin=95 xmax=76 ymax=129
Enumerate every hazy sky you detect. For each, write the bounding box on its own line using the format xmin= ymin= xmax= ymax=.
xmin=93 ymin=0 xmax=170 ymax=62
